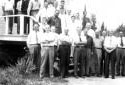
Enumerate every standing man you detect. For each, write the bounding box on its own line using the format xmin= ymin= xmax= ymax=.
xmin=103 ymin=31 xmax=117 ymax=79
xmin=36 ymin=1 xmax=49 ymax=21
xmin=58 ymin=29 xmax=72 ymax=78
xmin=2 ymin=0 xmax=14 ymax=34
xmin=116 ymin=32 xmax=125 ymax=76
xmin=86 ymin=23 xmax=96 ymax=76
xmin=100 ymin=30 xmax=107 ymax=76
xmin=16 ymin=0 xmax=22 ymax=34
xmin=27 ymin=23 xmax=41 ymax=73
xmin=73 ymin=28 xmax=87 ymax=78
xmin=40 ymin=26 xmax=59 ymax=79
xmin=85 ymin=23 xmax=95 ymax=77
xmin=94 ymin=32 xmax=103 ymax=76
xmin=21 ymin=0 xmax=30 ymax=34
xmin=48 ymin=10 xmax=62 ymax=34
xmin=27 ymin=0 xmax=41 ymax=17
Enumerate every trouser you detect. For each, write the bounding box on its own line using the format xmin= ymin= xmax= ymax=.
xmin=95 ymin=48 xmax=102 ymax=75
xmin=58 ymin=45 xmax=70 ymax=77
xmin=104 ymin=50 xmax=116 ymax=78
xmin=116 ymin=48 xmax=125 ymax=76
xmin=30 ymin=10 xmax=39 ymax=17
xmin=100 ymin=48 xmax=105 ymax=75
xmin=4 ymin=10 xmax=13 ymax=34
xmin=40 ymin=46 xmax=55 ymax=78
xmin=86 ymin=48 xmax=95 ymax=76
xmin=74 ymin=46 xmax=86 ymax=76
xmin=29 ymin=44 xmax=41 ymax=71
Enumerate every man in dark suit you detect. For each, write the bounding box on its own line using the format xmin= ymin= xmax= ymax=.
xmin=47 ymin=10 xmax=62 ymax=34
xmin=21 ymin=0 xmax=29 ymax=34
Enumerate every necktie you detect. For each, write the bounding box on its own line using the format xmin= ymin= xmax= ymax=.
xmin=121 ymin=37 xmax=123 ymax=47
xmin=79 ymin=36 xmax=82 ymax=42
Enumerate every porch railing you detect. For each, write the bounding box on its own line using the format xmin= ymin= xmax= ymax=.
xmin=0 ymin=15 xmax=39 ymax=35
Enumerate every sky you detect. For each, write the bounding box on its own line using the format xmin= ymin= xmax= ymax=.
xmin=66 ymin=0 xmax=125 ymax=31
xmin=0 ymin=0 xmax=125 ymax=31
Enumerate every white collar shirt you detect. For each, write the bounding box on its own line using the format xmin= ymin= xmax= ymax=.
xmin=27 ymin=31 xmax=41 ymax=45
xmin=3 ymin=0 xmax=14 ymax=11
xmin=104 ymin=36 xmax=117 ymax=48
xmin=40 ymin=32 xmax=59 ymax=46
xmin=59 ymin=14 xmax=67 ymax=34
xmin=28 ymin=0 xmax=41 ymax=10
xmin=80 ymin=31 xmax=87 ymax=44
xmin=16 ymin=1 xmax=22 ymax=11
xmin=59 ymin=33 xmax=72 ymax=45
xmin=117 ymin=37 xmax=125 ymax=48
xmin=94 ymin=38 xmax=103 ymax=48
xmin=87 ymin=29 xmax=96 ymax=39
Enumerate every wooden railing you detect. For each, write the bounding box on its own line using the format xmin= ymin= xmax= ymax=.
xmin=0 ymin=15 xmax=39 ymax=35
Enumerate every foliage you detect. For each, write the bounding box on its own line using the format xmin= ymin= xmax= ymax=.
xmin=0 ymin=67 xmax=26 ymax=85
xmin=0 ymin=51 xmax=36 ymax=85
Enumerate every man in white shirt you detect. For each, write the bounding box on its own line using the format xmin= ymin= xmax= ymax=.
xmin=94 ymin=32 xmax=103 ymax=76
xmin=27 ymin=23 xmax=41 ymax=73
xmin=36 ymin=1 xmax=49 ymax=21
xmin=58 ymin=29 xmax=72 ymax=78
xmin=72 ymin=28 xmax=87 ymax=78
xmin=87 ymin=23 xmax=96 ymax=39
xmin=40 ymin=26 xmax=59 ymax=79
xmin=2 ymin=0 xmax=14 ymax=34
xmin=27 ymin=0 xmax=41 ymax=17
xmin=116 ymin=32 xmax=125 ymax=76
xmin=103 ymin=31 xmax=117 ymax=79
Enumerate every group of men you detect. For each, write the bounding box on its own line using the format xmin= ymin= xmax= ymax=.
xmin=2 ymin=0 xmax=125 ymax=80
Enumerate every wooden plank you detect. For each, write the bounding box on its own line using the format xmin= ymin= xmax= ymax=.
xmin=0 ymin=35 xmax=27 ymax=42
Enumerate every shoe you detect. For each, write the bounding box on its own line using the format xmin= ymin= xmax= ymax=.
xmin=104 ymin=76 xmax=109 ymax=78
xmin=112 ymin=76 xmax=115 ymax=79
xmin=116 ymin=74 xmax=120 ymax=76
xmin=86 ymin=74 xmax=90 ymax=77
xmin=81 ymin=76 xmax=85 ymax=78
xmin=74 ymin=75 xmax=79 ymax=78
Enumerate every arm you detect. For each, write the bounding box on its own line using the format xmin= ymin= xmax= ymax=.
xmin=27 ymin=1 xmax=32 ymax=15
xmin=2 ymin=2 xmax=5 ymax=16
xmin=26 ymin=34 xmax=31 ymax=48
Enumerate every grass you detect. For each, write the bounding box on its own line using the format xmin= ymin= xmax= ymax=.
xmin=0 ymin=55 xmax=68 ymax=85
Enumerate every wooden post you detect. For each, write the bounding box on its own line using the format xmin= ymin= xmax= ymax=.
xmin=20 ymin=15 xmax=24 ymax=35
xmin=5 ymin=16 xmax=9 ymax=35
xmin=30 ymin=18 xmax=33 ymax=33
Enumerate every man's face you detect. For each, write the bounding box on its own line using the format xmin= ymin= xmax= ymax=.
xmin=71 ymin=16 xmax=75 ymax=22
xmin=67 ymin=10 xmax=71 ymax=15
xmin=109 ymin=31 xmax=113 ymax=36
xmin=33 ymin=24 xmax=39 ymax=31
xmin=55 ymin=10 xmax=59 ymax=17
xmin=44 ymin=2 xmax=48 ymax=8
xmin=85 ymin=23 xmax=91 ymax=30
xmin=75 ymin=13 xmax=79 ymax=18
xmin=61 ymin=1 xmax=65 ymax=6
xmin=64 ymin=29 xmax=68 ymax=35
